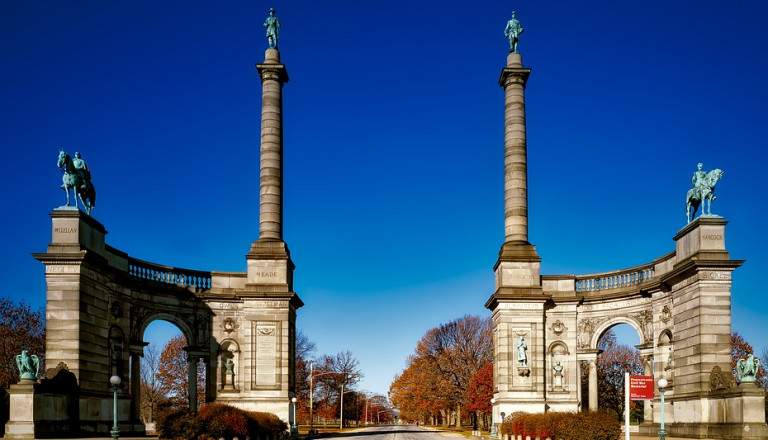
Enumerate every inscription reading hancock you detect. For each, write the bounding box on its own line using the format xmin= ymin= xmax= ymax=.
xmin=54 ymin=227 xmax=77 ymax=233
xmin=702 ymin=234 xmax=723 ymax=240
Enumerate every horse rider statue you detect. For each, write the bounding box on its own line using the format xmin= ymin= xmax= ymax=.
xmin=58 ymin=149 xmax=96 ymax=215
xmin=686 ymin=162 xmax=724 ymax=224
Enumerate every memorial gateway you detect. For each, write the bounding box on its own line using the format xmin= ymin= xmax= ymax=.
xmin=4 ymin=9 xmax=765 ymax=440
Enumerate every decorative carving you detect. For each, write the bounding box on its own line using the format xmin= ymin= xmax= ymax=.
xmin=517 ymin=336 xmax=528 ymax=367
xmin=710 ymin=366 xmax=734 ymax=391
xmin=258 ymin=326 xmax=275 ymax=336
xmin=577 ymin=318 xmax=595 ymax=349
xmin=518 ymin=367 xmax=530 ymax=377
xmin=633 ymin=309 xmax=653 ymax=342
xmin=129 ymin=304 xmax=150 ymax=341
xmin=44 ymin=362 xmax=69 ymax=380
xmin=549 ymin=320 xmax=567 ymax=335
xmin=110 ymin=300 xmax=122 ymax=318
xmin=222 ymin=317 xmax=239 ymax=334
xmin=661 ymin=305 xmax=672 ymax=324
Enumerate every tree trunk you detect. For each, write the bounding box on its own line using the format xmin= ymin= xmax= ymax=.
xmin=456 ymin=405 xmax=461 ymax=428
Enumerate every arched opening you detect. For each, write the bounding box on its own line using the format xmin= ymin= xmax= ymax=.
xmin=136 ymin=318 xmax=207 ymax=430
xmin=581 ymin=322 xmax=644 ymax=422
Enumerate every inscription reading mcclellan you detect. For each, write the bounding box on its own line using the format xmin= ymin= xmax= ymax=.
xmin=54 ymin=227 xmax=77 ymax=233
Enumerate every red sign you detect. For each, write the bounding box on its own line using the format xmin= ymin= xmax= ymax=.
xmin=629 ymin=376 xmax=654 ymax=400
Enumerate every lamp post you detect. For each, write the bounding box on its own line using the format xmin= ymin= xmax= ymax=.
xmin=110 ymin=375 xmax=121 ymax=440
xmin=490 ymin=398 xmax=497 ymax=438
xmin=291 ymin=397 xmax=298 ymax=438
xmin=658 ymin=378 xmax=668 ymax=440
xmin=308 ymin=360 xmax=314 ymax=434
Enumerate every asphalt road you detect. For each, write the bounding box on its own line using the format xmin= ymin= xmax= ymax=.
xmin=325 ymin=425 xmax=463 ymax=440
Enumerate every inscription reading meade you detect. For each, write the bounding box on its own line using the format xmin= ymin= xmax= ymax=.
xmin=256 ymin=272 xmax=278 ymax=278
xmin=54 ymin=227 xmax=77 ymax=233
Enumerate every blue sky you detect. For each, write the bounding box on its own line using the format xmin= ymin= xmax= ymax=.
xmin=1 ymin=1 xmax=766 ymax=396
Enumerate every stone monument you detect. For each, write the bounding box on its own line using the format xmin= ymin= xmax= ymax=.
xmin=18 ymin=9 xmax=302 ymax=436
xmin=485 ymin=12 xmax=766 ymax=440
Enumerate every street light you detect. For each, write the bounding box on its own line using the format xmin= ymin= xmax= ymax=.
xmin=339 ymin=371 xmax=359 ymax=431
xmin=489 ymin=398 xmax=497 ymax=438
xmin=110 ymin=375 xmax=121 ymax=440
xmin=658 ymin=378 xmax=668 ymax=440
xmin=291 ymin=397 xmax=298 ymax=438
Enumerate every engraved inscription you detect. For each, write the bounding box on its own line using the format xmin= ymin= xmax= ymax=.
xmin=46 ymin=265 xmax=80 ymax=274
xmin=256 ymin=272 xmax=278 ymax=278
xmin=255 ymin=322 xmax=278 ymax=386
xmin=54 ymin=227 xmax=78 ymax=233
xmin=701 ymin=271 xmax=730 ymax=280
xmin=702 ymin=234 xmax=723 ymax=240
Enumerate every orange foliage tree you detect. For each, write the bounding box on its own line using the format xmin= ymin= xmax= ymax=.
xmin=466 ymin=363 xmax=493 ymax=429
xmin=156 ymin=334 xmax=205 ymax=410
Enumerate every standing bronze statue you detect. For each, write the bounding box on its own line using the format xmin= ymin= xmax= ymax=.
xmin=58 ymin=150 xmax=96 ymax=215
xmin=504 ymin=11 xmax=524 ymax=53
xmin=686 ymin=163 xmax=723 ymax=223
xmin=263 ymin=8 xmax=280 ymax=49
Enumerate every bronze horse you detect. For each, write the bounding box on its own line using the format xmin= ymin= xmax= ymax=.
xmin=58 ymin=150 xmax=96 ymax=215
xmin=686 ymin=168 xmax=723 ymax=223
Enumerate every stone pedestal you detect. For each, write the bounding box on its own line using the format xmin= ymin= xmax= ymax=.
xmin=4 ymin=380 xmax=36 ymax=439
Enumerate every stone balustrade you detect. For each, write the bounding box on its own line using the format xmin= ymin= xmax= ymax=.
xmin=127 ymin=257 xmax=211 ymax=290
xmin=573 ymin=252 xmax=675 ymax=294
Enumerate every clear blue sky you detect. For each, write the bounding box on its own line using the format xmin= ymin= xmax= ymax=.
xmin=1 ymin=1 xmax=766 ymax=397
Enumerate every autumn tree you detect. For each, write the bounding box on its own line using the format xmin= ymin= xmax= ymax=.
xmin=731 ymin=332 xmax=768 ymax=389
xmin=140 ymin=344 xmax=167 ymax=422
xmin=415 ymin=315 xmax=492 ymax=427
xmin=294 ymin=330 xmax=316 ymax=424
xmin=466 ymin=363 xmax=493 ymax=430
xmin=0 ymin=298 xmax=45 ymax=427
xmin=156 ymin=334 xmax=205 ymax=410
xmin=310 ymin=351 xmax=362 ymax=427
xmin=390 ymin=315 xmax=491 ymax=427
xmin=595 ymin=329 xmax=642 ymax=420
xmin=0 ymin=299 xmax=46 ymax=388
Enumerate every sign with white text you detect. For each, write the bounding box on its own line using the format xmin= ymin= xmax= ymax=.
xmin=629 ymin=375 xmax=655 ymax=400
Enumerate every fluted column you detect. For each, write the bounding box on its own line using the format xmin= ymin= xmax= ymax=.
xmin=256 ymin=48 xmax=289 ymax=241
xmin=187 ymin=353 xmax=198 ymax=413
xmin=498 ymin=53 xmax=531 ymax=243
xmin=588 ymin=358 xmax=598 ymax=411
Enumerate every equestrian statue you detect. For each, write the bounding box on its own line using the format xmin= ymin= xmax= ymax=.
xmin=686 ymin=162 xmax=723 ymax=224
xmin=58 ymin=150 xmax=96 ymax=215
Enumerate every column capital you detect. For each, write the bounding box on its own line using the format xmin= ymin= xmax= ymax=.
xmin=499 ymin=66 xmax=531 ymax=88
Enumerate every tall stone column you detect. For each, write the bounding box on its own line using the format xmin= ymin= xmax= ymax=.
xmin=499 ymin=52 xmax=533 ymax=246
xmin=129 ymin=350 xmax=142 ymax=421
xmin=256 ymin=48 xmax=288 ymax=242
xmin=588 ymin=358 xmax=598 ymax=411
xmin=187 ymin=353 xmax=198 ymax=413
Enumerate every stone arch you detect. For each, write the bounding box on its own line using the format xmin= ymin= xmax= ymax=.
xmin=658 ymin=329 xmax=674 ymax=373
xmin=136 ymin=312 xmax=195 ymax=347
xmin=589 ymin=315 xmax=646 ymax=350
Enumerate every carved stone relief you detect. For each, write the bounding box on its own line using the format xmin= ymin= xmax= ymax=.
xmin=549 ymin=320 xmax=567 ymax=335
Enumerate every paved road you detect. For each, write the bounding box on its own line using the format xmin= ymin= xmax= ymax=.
xmin=325 ymin=425 xmax=462 ymax=440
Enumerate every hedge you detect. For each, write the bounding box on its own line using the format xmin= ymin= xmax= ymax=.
xmin=500 ymin=411 xmax=620 ymax=440
xmin=157 ymin=403 xmax=288 ymax=440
